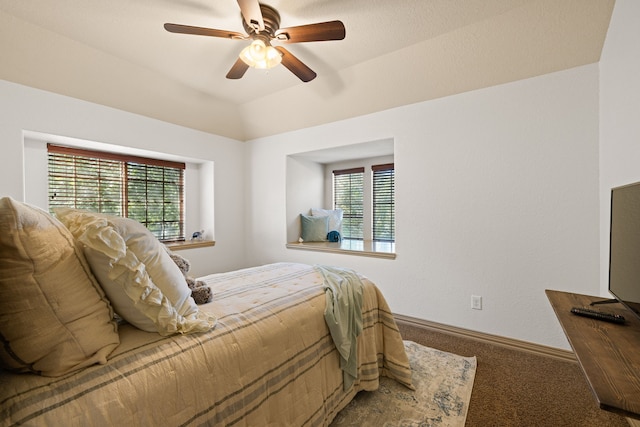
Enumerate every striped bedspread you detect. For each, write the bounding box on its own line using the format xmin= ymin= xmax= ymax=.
xmin=0 ymin=263 xmax=412 ymax=426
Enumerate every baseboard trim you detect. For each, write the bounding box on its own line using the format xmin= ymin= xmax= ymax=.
xmin=394 ymin=313 xmax=576 ymax=363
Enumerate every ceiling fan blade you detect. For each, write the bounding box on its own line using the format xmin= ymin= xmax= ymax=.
xmin=226 ymin=58 xmax=250 ymax=79
xmin=275 ymin=47 xmax=316 ymax=82
xmin=164 ymin=23 xmax=245 ymax=40
xmin=237 ymin=0 xmax=265 ymax=32
xmin=275 ymin=21 xmax=345 ymax=43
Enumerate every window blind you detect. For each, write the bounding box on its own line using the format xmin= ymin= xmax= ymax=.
xmin=333 ymin=167 xmax=364 ymax=240
xmin=47 ymin=144 xmax=186 ymax=242
xmin=372 ymin=163 xmax=395 ymax=242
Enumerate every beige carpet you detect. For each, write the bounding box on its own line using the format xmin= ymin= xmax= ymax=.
xmin=331 ymin=341 xmax=477 ymax=427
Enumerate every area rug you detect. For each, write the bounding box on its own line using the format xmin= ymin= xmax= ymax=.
xmin=331 ymin=340 xmax=477 ymax=427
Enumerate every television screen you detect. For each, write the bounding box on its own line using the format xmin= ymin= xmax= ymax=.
xmin=609 ymin=181 xmax=640 ymax=318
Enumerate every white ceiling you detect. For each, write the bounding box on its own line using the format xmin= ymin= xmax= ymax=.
xmin=0 ymin=0 xmax=615 ymax=141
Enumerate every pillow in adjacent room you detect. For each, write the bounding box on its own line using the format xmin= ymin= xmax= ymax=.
xmin=0 ymin=197 xmax=119 ymax=377
xmin=300 ymin=214 xmax=329 ymax=242
xmin=311 ymin=208 xmax=343 ymax=233
xmin=54 ymin=208 xmax=217 ymax=336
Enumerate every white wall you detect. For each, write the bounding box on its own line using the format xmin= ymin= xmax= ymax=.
xmin=246 ymin=64 xmax=601 ymax=350
xmin=285 ymin=156 xmax=324 ymax=243
xmin=599 ymin=0 xmax=640 ymax=296
xmin=0 ymin=79 xmax=247 ymax=277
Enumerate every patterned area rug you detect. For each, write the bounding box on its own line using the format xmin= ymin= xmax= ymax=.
xmin=331 ymin=341 xmax=477 ymax=427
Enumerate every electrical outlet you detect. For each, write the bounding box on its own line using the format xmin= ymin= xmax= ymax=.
xmin=471 ymin=295 xmax=482 ymax=310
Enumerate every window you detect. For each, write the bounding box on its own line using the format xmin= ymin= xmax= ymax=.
xmin=333 ymin=163 xmax=395 ymax=243
xmin=47 ymin=144 xmax=185 ymax=242
xmin=333 ymin=167 xmax=364 ymax=239
xmin=372 ymin=163 xmax=395 ymax=242
xmin=285 ymin=140 xmax=394 ymax=257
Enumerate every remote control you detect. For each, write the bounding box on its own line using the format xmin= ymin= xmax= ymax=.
xmin=570 ymin=307 xmax=626 ymax=324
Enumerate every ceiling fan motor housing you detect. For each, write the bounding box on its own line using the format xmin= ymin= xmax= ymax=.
xmin=242 ymin=4 xmax=281 ymax=38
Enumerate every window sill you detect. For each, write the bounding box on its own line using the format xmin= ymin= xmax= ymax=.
xmin=286 ymin=240 xmax=396 ymax=259
xmin=166 ymin=240 xmax=215 ymax=251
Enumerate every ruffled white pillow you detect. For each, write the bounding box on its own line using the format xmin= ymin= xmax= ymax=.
xmin=54 ymin=208 xmax=216 ymax=336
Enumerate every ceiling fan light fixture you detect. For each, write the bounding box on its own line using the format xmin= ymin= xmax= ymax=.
xmin=239 ymin=39 xmax=282 ymax=69
xmin=164 ymin=2 xmax=345 ymax=81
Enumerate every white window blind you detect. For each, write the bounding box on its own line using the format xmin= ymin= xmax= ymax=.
xmin=47 ymin=144 xmax=186 ymax=242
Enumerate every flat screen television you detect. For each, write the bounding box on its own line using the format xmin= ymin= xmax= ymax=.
xmin=608 ymin=181 xmax=640 ymax=319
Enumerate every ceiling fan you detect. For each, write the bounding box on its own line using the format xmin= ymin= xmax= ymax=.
xmin=164 ymin=0 xmax=346 ymax=82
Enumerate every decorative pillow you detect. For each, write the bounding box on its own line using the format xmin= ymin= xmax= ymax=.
xmin=54 ymin=208 xmax=217 ymax=336
xmin=300 ymin=214 xmax=329 ymax=242
xmin=311 ymin=208 xmax=343 ymax=232
xmin=0 ymin=197 xmax=119 ymax=377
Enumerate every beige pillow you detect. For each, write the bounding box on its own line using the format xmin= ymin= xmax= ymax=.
xmin=54 ymin=208 xmax=216 ymax=335
xmin=0 ymin=197 xmax=119 ymax=377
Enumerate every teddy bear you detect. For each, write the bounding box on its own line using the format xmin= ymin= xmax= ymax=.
xmin=165 ymin=247 xmax=213 ymax=305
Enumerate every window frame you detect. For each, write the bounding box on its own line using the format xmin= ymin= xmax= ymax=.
xmin=330 ymin=161 xmax=395 ymax=244
xmin=332 ymin=167 xmax=365 ymax=240
xmin=47 ymin=143 xmax=186 ymax=243
xmin=372 ymin=163 xmax=395 ymax=242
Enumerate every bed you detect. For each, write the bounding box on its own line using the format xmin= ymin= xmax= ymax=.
xmin=0 ymin=199 xmax=412 ymax=426
xmin=1 ymin=261 xmax=412 ymax=426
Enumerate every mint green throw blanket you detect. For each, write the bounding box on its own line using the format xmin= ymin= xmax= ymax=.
xmin=316 ymin=265 xmax=364 ymax=391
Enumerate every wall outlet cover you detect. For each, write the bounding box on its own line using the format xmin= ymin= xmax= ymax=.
xmin=471 ymin=295 xmax=482 ymax=310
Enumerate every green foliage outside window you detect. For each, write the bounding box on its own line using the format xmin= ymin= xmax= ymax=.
xmin=48 ymin=145 xmax=185 ymax=242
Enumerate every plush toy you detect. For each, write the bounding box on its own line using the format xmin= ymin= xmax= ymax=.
xmin=184 ymin=277 xmax=213 ymax=305
xmin=327 ymin=230 xmax=341 ymax=242
xmin=165 ymin=247 xmax=213 ymax=305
